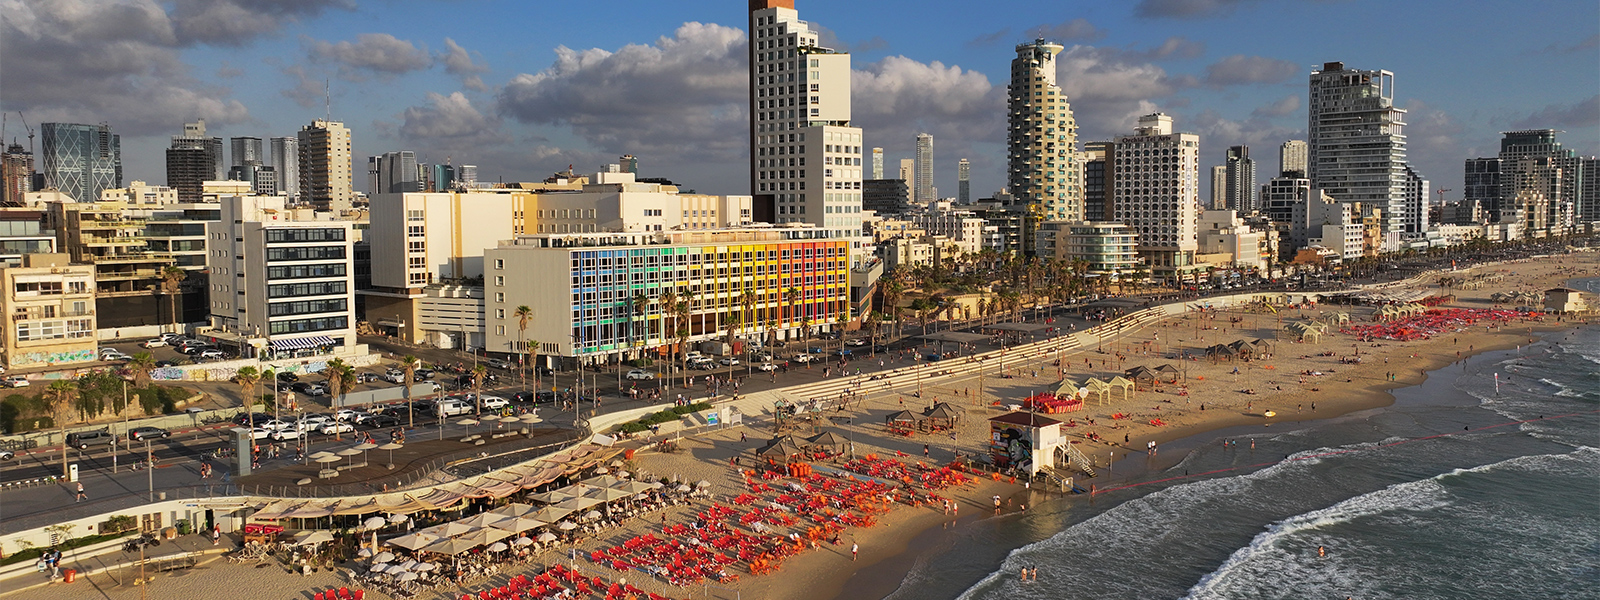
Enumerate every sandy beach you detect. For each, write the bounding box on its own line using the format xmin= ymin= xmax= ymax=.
xmin=11 ymin=252 xmax=1592 ymax=600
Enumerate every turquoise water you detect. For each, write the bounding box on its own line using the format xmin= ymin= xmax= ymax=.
xmin=883 ymin=323 xmax=1599 ymax=600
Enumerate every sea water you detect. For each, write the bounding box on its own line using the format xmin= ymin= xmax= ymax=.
xmin=884 ymin=322 xmax=1598 ymax=600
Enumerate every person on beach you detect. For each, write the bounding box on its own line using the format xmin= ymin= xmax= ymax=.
xmin=852 ymin=543 xmax=858 ymax=561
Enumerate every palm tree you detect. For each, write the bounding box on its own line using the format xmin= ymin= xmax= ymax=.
xmin=401 ymin=355 xmax=419 ymax=428
xmin=672 ymin=294 xmax=693 ymax=387
xmin=48 ymin=379 xmax=76 ymax=477
xmin=126 ymin=352 xmax=156 ymax=389
xmin=782 ymin=287 xmax=801 ymax=341
xmin=738 ymin=289 xmax=757 ymax=358
xmin=865 ymin=311 xmax=884 ymax=354
xmin=525 ymin=341 xmax=540 ymax=393
xmin=630 ymin=292 xmax=651 ymax=363
xmin=159 ymin=266 xmax=186 ymax=334
xmin=514 ymin=305 xmax=533 ymax=391
xmin=471 ymin=364 xmax=489 ymax=417
xmin=660 ymin=290 xmax=679 ymax=380
xmin=324 ymin=358 xmax=354 ymax=440
xmin=235 ymin=366 xmax=261 ymax=413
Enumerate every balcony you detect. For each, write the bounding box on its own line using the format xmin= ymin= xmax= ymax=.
xmin=80 ymin=235 xmax=145 ymax=246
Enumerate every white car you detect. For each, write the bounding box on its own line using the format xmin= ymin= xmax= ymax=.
xmin=141 ymin=339 xmax=169 ymax=348
xmin=625 ymin=369 xmax=655 ymax=380
xmin=791 ymin=354 xmax=814 ymax=364
xmin=757 ymin=362 xmax=778 ymax=372
xmin=296 ymin=415 xmax=333 ymax=431
xmin=246 ymin=427 xmax=273 ymax=440
xmin=270 ymin=428 xmax=302 ymax=441
xmin=844 ymin=338 xmax=868 ymax=347
xmin=259 ymin=418 xmax=294 ymax=431
xmin=718 ymin=357 xmax=740 ymax=366
xmin=198 ymin=349 xmax=226 ymax=360
xmin=3 ymin=376 xmax=28 ymax=388
xmin=478 ymin=395 xmax=510 ymax=410
xmin=100 ymin=350 xmax=132 ymax=361
xmin=333 ymin=409 xmax=361 ymax=422
xmin=318 ymin=422 xmax=354 ymax=435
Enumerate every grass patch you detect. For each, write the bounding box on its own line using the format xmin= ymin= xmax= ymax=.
xmin=0 ymin=530 xmax=138 ymax=567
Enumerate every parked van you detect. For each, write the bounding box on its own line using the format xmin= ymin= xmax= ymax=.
xmin=434 ymin=399 xmax=472 ymax=417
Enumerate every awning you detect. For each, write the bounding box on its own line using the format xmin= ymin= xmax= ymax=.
xmin=270 ymin=335 xmax=336 ymax=350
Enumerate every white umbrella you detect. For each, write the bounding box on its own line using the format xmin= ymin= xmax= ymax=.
xmin=397 ymin=572 xmax=418 ymax=582
xmin=519 ymin=413 xmax=543 ymax=424
xmin=651 ymin=482 xmax=665 ymax=489
xmin=608 ymin=459 xmax=625 ymax=468
xmin=557 ymin=521 xmax=577 ymax=531
xmin=582 ymin=510 xmax=601 ymax=520
xmin=354 ymin=442 xmax=379 ymax=451
xmin=696 ymin=480 xmax=711 ymax=488
xmin=387 ymin=514 xmax=410 ymax=525
xmin=315 ymin=455 xmax=342 ymax=464
xmin=488 ymin=542 xmax=508 ymax=552
xmin=498 ymin=415 xmax=521 ymax=423
xmin=515 ymin=537 xmax=533 ymax=547
xmin=336 ymin=447 xmax=365 ymax=456
xmin=615 ymin=471 xmax=629 ymax=478
xmin=374 ymin=551 xmax=395 ymax=563
xmin=396 ymin=559 xmax=418 ymax=571
xmin=414 ymin=562 xmax=437 ymax=572
xmin=457 ymin=418 xmax=480 ymax=426
xmin=363 ymin=516 xmax=388 ymax=530
xmin=536 ymin=532 xmax=557 ymax=543
xmin=592 ymin=467 xmax=608 ymax=475
xmin=378 ymin=442 xmax=404 ymax=466
xmin=358 ymin=548 xmax=373 ymax=558
xmin=675 ymin=484 xmax=691 ymax=493
xmin=370 ymin=563 xmax=390 ymax=574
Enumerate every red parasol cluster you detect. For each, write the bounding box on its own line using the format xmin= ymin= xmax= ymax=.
xmin=1021 ymin=392 xmax=1085 ymax=414
xmin=1342 ymin=308 xmax=1539 ymax=342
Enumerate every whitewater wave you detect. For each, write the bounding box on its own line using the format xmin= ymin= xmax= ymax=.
xmin=1180 ymin=447 xmax=1598 ymax=599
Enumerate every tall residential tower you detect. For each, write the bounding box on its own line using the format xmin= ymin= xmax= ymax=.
xmin=1308 ymin=62 xmax=1411 ymax=241
xmin=957 ymin=158 xmax=970 ymax=204
xmin=41 ymin=122 xmax=121 ymax=203
xmin=747 ymin=0 xmax=863 ymax=239
xmin=297 ymin=119 xmax=353 ymax=211
xmin=1008 ymin=39 xmax=1082 ymax=223
xmin=914 ymin=133 xmax=934 ymax=204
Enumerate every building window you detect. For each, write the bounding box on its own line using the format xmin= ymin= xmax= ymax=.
xmin=265 ymin=228 xmax=345 ymax=243
xmin=495 ymin=308 xmax=506 ymax=319
xmin=268 ymin=316 xmax=349 ymax=334
xmin=494 ymin=259 xmax=504 ymax=270
xmin=495 ymin=276 xmax=504 ymax=286
xmin=496 ymin=325 xmax=506 ymax=335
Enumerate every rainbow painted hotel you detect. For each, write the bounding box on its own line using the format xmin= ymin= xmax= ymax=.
xmin=483 ymin=227 xmax=850 ymax=362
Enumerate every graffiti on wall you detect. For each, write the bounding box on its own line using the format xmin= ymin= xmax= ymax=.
xmin=11 ymin=349 xmax=96 ymax=367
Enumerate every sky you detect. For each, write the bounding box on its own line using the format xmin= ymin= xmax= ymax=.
xmin=3 ymin=0 xmax=1596 ymax=203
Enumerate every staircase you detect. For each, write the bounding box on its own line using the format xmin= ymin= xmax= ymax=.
xmin=1063 ymin=442 xmax=1096 ymax=478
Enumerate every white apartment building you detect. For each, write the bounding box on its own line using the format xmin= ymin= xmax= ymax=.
xmin=1300 ymin=191 xmax=1364 ymax=261
xmin=1198 ymin=209 xmax=1269 ymax=272
xmin=205 ymin=195 xmax=356 ymax=358
xmin=748 ymin=0 xmax=864 ymax=239
xmin=0 ymin=254 xmax=97 ymax=369
xmin=904 ymin=202 xmax=994 ymax=255
xmin=1007 ymin=39 xmax=1082 ymax=222
xmin=1034 ymin=221 xmax=1138 ymax=278
xmin=1308 ymin=62 xmax=1409 ymax=245
xmin=1109 ymin=113 xmax=1201 ymax=281
xmin=1279 ymin=140 xmax=1308 ymax=177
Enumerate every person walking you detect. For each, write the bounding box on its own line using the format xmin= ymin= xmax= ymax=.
xmin=74 ymin=482 xmax=86 ymax=502
xmin=211 ymin=524 xmax=221 ymax=546
xmin=851 ymin=542 xmax=858 ymax=561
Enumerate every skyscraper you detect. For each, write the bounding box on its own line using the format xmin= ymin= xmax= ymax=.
xmin=41 ymin=122 xmax=121 ymax=202
xmin=1279 ymin=140 xmax=1308 ymax=178
xmin=957 ymin=158 xmax=970 ymax=204
xmin=748 ymin=0 xmax=864 ymax=238
xmin=371 ymin=150 xmax=421 ymax=194
xmin=1308 ymin=62 xmax=1409 ymax=242
xmin=182 ymin=119 xmax=224 ymax=180
xmin=1081 ymin=142 xmax=1108 ymax=221
xmin=458 ymin=165 xmax=478 ymax=187
xmin=1007 ymin=39 xmax=1082 ymax=222
xmin=1210 ymin=165 xmax=1227 ymax=210
xmin=1402 ymin=164 xmax=1429 ymax=234
xmin=2 ymin=142 xmax=34 ymax=206
xmin=271 ymin=136 xmax=299 ymax=201
xmin=230 ymin=137 xmax=264 ymax=168
xmin=1225 ymin=145 xmax=1257 ymax=213
xmin=899 ymin=159 xmax=913 ymax=184
xmin=1109 ymin=113 xmax=1199 ymax=280
xmin=914 ymin=133 xmax=934 ymax=204
xmin=168 ymin=121 xmax=218 ymax=203
xmin=871 ymin=148 xmax=884 ymax=180
xmin=1465 ymin=129 xmax=1591 ymax=228
xmin=297 ymin=119 xmax=353 ymax=211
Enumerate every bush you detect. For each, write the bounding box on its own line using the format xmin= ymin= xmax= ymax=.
xmin=614 ymin=402 xmax=712 ymax=434
xmin=0 ymin=530 xmax=136 ymax=567
xmin=103 ymin=515 xmax=137 ymax=534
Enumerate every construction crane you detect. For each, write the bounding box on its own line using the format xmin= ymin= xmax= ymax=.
xmin=1434 ymin=188 xmax=1450 ymax=204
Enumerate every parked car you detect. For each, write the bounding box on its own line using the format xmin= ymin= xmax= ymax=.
xmin=3 ymin=375 xmax=29 ymax=388
xmin=141 ymin=339 xmax=169 ymax=348
xmin=625 ymin=369 xmax=656 ymax=380
xmin=155 ymin=360 xmax=179 ymax=368
xmin=236 ymin=413 xmax=271 ymax=426
xmin=751 ymin=352 xmax=774 ymax=362
xmin=791 ymin=354 xmax=814 ymax=364
xmin=269 ymin=428 xmax=302 ymax=441
xmin=127 ymin=426 xmax=170 ymax=441
xmin=258 ymin=418 xmax=294 ymax=431
xmin=485 ymin=358 xmax=512 ymax=370
xmin=0 ymin=449 xmax=15 ymax=460
xmin=66 ymin=430 xmax=115 ymax=449
xmin=100 ymin=348 xmax=132 ymax=361
xmin=355 ymin=372 xmax=381 ymax=383
xmin=296 ymin=415 xmax=333 ymax=431
xmin=413 ymin=368 xmax=435 ymax=381
xmin=834 ymin=349 xmax=853 ymax=357
xmin=844 ymin=338 xmax=868 ymax=347
xmin=176 ymin=344 xmax=212 ymax=355
xmin=361 ymin=414 xmax=400 ymax=429
xmin=158 ymin=332 xmax=183 ymax=342
xmin=718 ymin=357 xmax=741 ymax=366
xmin=245 ymin=427 xmax=273 ymax=440
xmin=333 ymin=409 xmax=362 ymax=422
xmin=434 ymin=399 xmax=472 ymax=417
xmin=478 ymin=395 xmax=510 ymax=410
xmin=383 ymin=369 xmax=407 ymax=384
xmin=757 ymin=362 xmax=778 ymax=372
xmin=197 ymin=349 xmax=227 ymax=360
xmin=318 ymin=422 xmax=354 ymax=435
xmin=276 ymin=372 xmax=300 ymax=383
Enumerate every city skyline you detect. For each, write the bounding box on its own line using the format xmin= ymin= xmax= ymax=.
xmin=2 ymin=0 xmax=1594 ymax=203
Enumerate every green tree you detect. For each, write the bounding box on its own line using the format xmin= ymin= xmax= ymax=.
xmin=160 ymin=265 xmax=187 ymax=332
xmin=125 ymin=352 xmax=156 ymax=389
xmin=323 ymin=358 xmax=354 ymax=439
xmin=401 ymin=355 xmax=419 ymax=428
xmin=514 ymin=305 xmax=533 ymax=391
xmin=48 ymin=379 xmax=76 ymax=478
xmin=235 ymin=366 xmax=261 ymax=412
xmin=472 ymin=364 xmax=489 ymax=417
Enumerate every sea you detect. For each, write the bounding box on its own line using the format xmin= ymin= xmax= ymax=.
xmin=883 ymin=286 xmax=1599 ymax=600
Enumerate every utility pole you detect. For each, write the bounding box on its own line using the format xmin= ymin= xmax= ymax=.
xmin=145 ymin=438 xmax=154 ymax=502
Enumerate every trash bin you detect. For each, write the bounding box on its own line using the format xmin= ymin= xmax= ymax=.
xmin=624 ymin=448 xmax=636 ymax=460
xmin=162 ymin=527 xmax=177 ymax=540
xmin=63 ymin=569 xmax=76 ymax=583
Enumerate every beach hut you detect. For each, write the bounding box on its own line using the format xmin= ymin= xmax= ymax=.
xmin=1228 ymin=340 xmax=1257 ymax=359
xmin=1284 ymin=322 xmax=1322 ymax=342
xmin=921 ymin=403 xmax=963 ymax=431
xmin=1123 ymin=366 xmax=1157 ymax=389
xmin=1251 ymin=339 xmax=1276 ymax=355
xmin=1205 ymin=344 xmax=1238 ymax=363
xmin=806 ymin=431 xmax=849 ymax=454
xmin=1154 ymin=364 xmax=1182 ymax=384
xmin=1108 ymin=377 xmax=1136 ymax=400
xmin=1083 ymin=378 xmax=1113 ymax=405
xmin=756 ymin=440 xmax=805 ymax=464
xmin=885 ymin=410 xmax=918 ymax=435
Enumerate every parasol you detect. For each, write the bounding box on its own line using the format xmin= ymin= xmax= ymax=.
xmin=414 ymin=562 xmax=437 ymax=572
xmin=487 ymin=542 xmax=508 ymax=552
xmin=557 ymin=521 xmax=577 ymax=531
xmin=536 ymin=532 xmax=557 ymax=543
xmin=378 ymin=442 xmax=404 ymax=467
xmin=514 ymin=537 xmax=533 ymax=546
xmin=582 ymin=510 xmax=601 ymax=520
xmin=374 ymin=551 xmax=395 ymax=563
xmin=397 ymin=572 xmax=418 ymax=582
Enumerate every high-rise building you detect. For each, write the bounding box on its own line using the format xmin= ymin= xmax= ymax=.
xmin=458 ymin=165 xmax=478 ymax=187
xmin=862 ymin=179 xmax=911 ymax=214
xmin=1402 ymin=164 xmax=1429 ymax=234
xmin=167 ymin=121 xmax=221 ymax=203
xmin=748 ymin=0 xmax=863 ymax=238
xmin=914 ymin=133 xmax=934 ymax=204
xmin=230 ymin=137 xmax=263 ymax=168
xmin=871 ymin=148 xmax=884 ymax=180
xmin=1264 ymin=175 xmax=1311 ymax=225
xmin=1464 ymin=130 xmax=1591 ymax=229
xmin=1007 ymin=39 xmax=1082 ymax=222
xmin=270 ymin=137 xmax=299 ymax=201
xmin=297 ymin=119 xmax=353 ymax=211
xmin=1279 ymin=140 xmax=1308 ymax=178
xmin=1308 ymin=62 xmax=1409 ymax=243
xmin=371 ymin=150 xmax=422 ymax=194
xmin=1082 ymin=142 xmax=1108 ymax=220
xmin=41 ymin=122 xmax=121 ymax=203
xmin=899 ymin=159 xmax=913 ymax=184
xmin=1210 ymin=165 xmax=1227 ymax=210
xmin=180 ymin=119 xmax=223 ymax=180
xmin=1109 ymin=113 xmax=1199 ymax=280
xmin=432 ymin=163 xmax=456 ymax=192
xmin=2 ymin=142 xmax=34 ymax=206
xmin=1225 ymin=146 xmax=1257 ymax=213
xmin=957 ymin=158 xmax=970 ymax=204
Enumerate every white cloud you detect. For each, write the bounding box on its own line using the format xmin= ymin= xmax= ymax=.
xmin=437 ymin=38 xmax=490 ymax=92
xmin=1251 ymin=95 xmax=1301 ymax=118
xmin=399 ymin=92 xmax=505 ymax=144
xmin=1204 ymin=54 xmax=1300 ymax=86
xmin=308 ymin=33 xmax=432 ymax=80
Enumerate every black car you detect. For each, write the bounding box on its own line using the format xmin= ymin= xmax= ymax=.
xmin=156 ymin=360 xmax=179 ymax=368
xmin=534 ymin=366 xmax=554 ymax=377
xmin=277 ymin=372 xmax=299 ymax=383
xmin=361 ymin=414 xmax=400 ymax=428
xmin=128 ymin=426 xmax=170 ymax=441
xmin=236 ymin=413 xmax=271 ymax=426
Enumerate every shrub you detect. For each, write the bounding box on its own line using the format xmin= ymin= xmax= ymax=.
xmin=614 ymin=402 xmax=712 ymax=433
xmin=103 ymin=515 xmax=137 ymax=534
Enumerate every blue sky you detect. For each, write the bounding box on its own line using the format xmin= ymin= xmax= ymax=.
xmin=3 ymin=0 xmax=1595 ymax=202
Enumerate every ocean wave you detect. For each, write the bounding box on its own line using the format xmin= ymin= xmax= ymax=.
xmin=1538 ymin=377 xmax=1588 ymax=398
xmin=1180 ymin=447 xmax=1598 ymax=599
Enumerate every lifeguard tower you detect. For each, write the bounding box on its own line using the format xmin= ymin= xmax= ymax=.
xmin=987 ymin=411 xmax=1065 ymax=476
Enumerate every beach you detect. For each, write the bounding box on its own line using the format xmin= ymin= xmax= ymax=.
xmin=10 ymin=252 xmax=1593 ymax=600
